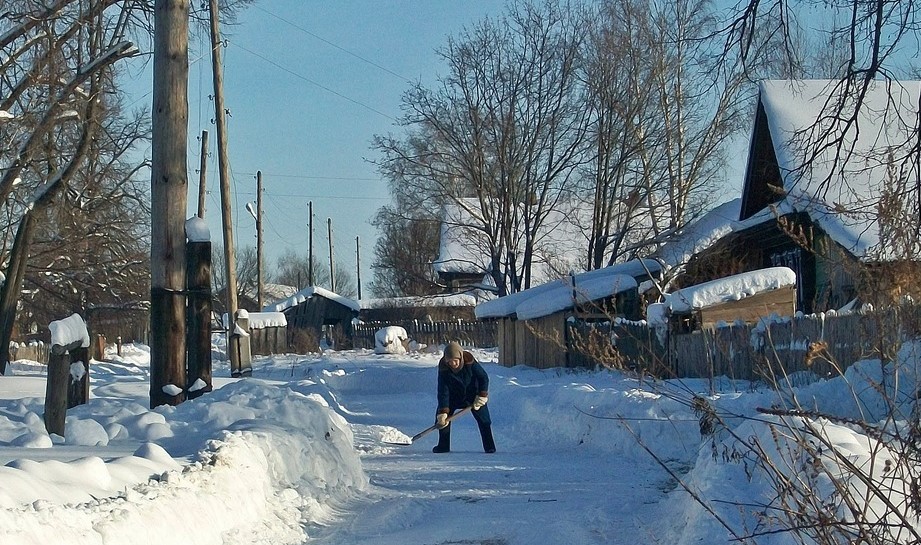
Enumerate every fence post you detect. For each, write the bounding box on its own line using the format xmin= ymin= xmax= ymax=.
xmin=117 ymin=336 xmax=122 ymax=357
xmin=94 ymin=334 xmax=106 ymax=361
xmin=186 ymin=237 xmax=212 ymax=398
xmin=43 ymin=339 xmax=83 ymax=436
xmin=231 ymin=310 xmax=252 ymax=377
xmin=69 ymin=345 xmax=89 ymax=408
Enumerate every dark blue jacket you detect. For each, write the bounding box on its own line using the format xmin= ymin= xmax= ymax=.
xmin=437 ymin=350 xmax=489 ymax=413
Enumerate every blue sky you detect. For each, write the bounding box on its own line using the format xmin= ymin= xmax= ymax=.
xmin=124 ymin=1 xmax=503 ymax=297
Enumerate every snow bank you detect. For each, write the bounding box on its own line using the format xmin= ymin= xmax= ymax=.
xmin=374 ymin=326 xmax=408 ymax=355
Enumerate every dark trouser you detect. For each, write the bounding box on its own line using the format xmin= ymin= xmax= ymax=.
xmin=434 ymin=405 xmax=496 ymax=453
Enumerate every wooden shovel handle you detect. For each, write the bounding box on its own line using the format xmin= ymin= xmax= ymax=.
xmin=411 ymin=406 xmax=473 ymax=443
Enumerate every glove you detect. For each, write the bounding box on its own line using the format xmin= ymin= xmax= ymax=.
xmin=472 ymin=395 xmax=488 ymax=411
xmin=435 ymin=413 xmax=448 ymax=429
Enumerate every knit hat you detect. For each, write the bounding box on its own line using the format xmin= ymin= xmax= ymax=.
xmin=444 ymin=341 xmax=463 ymax=361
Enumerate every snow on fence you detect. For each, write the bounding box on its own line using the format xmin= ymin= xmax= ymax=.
xmin=352 ymin=319 xmax=497 ymax=350
xmin=566 ymin=305 xmax=921 ymax=381
xmin=10 ymin=341 xmax=50 ymax=364
xmin=246 ymin=312 xmax=288 ymax=356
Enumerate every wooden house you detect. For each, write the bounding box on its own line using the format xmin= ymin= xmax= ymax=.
xmin=680 ymin=80 xmax=921 ymax=312
xmin=432 ymin=199 xmax=597 ymax=293
xmin=264 ymin=286 xmax=360 ymax=352
xmin=476 ymin=259 xmax=661 ymax=368
xmin=358 ymin=293 xmax=481 ymax=322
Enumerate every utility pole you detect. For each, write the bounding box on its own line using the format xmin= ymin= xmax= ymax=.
xmin=308 ymin=201 xmax=314 ymax=286
xmin=355 ymin=236 xmax=362 ymax=300
xmin=197 ymin=130 xmax=209 ymax=218
xmin=150 ymin=0 xmax=189 ymax=408
xmin=208 ymin=0 xmax=246 ymax=376
xmin=256 ymin=170 xmax=263 ymax=309
xmin=327 ymin=218 xmax=335 ymax=293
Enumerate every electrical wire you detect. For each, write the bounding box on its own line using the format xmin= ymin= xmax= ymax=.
xmin=228 ymin=41 xmax=396 ymax=121
xmin=252 ymin=5 xmax=414 ymax=85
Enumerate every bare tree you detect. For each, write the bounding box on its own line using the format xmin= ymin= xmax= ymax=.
xmin=374 ymin=0 xmax=589 ymax=296
xmin=0 ymin=0 xmax=141 ymax=372
xmin=369 ymin=205 xmax=442 ymax=297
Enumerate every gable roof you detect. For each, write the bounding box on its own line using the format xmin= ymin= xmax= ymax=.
xmin=475 ymin=259 xmax=660 ymax=320
xmin=263 ymin=286 xmax=360 ymax=313
xmin=741 ymin=79 xmax=921 ymax=260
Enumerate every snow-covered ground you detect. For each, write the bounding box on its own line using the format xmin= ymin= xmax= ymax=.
xmin=1 ymin=340 xmax=919 ymax=544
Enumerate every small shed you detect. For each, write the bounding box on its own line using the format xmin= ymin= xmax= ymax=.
xmin=476 ymin=259 xmax=660 ymax=368
xmin=264 ymin=286 xmax=360 ymax=352
xmin=664 ymin=267 xmax=797 ymax=331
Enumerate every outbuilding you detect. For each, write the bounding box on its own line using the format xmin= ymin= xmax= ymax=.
xmin=476 ymin=259 xmax=660 ymax=368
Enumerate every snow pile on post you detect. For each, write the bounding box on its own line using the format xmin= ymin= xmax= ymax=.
xmin=184 ymin=216 xmax=210 ymax=242
xmin=48 ymin=313 xmax=89 ymax=349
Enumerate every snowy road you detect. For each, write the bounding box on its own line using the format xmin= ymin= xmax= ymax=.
xmin=299 ymin=352 xmax=679 ymax=545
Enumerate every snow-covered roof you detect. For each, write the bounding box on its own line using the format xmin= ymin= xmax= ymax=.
xmin=665 ymin=266 xmax=796 ymax=313
xmin=264 ymin=286 xmax=360 ymax=313
xmin=751 ymin=79 xmax=921 ymax=260
xmin=475 ymin=259 xmax=659 ymax=320
xmin=359 ymin=293 xmax=481 ymax=310
xmin=654 ymin=198 xmax=742 ymax=269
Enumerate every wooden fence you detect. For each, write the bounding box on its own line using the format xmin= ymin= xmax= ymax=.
xmin=567 ymin=306 xmax=921 ymax=382
xmin=249 ymin=326 xmax=287 ymax=356
xmin=352 ymin=320 xmax=497 ymax=350
xmin=10 ymin=341 xmax=50 ymax=364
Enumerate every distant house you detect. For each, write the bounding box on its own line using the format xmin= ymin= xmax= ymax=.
xmin=264 ymin=286 xmax=360 ymax=352
xmin=682 ymin=80 xmax=921 ymax=312
xmin=432 ymin=199 xmax=592 ymax=293
xmin=213 ymin=283 xmax=298 ymax=315
xmin=475 ymin=259 xmax=661 ymax=368
xmin=358 ymin=293 xmax=483 ymax=322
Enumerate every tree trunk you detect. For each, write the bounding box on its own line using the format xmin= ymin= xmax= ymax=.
xmin=0 ymin=213 xmax=35 ymax=374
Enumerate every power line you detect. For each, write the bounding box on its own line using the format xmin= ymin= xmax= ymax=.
xmin=236 ymin=171 xmax=381 ymax=182
xmin=229 ymin=41 xmax=396 ymax=121
xmin=253 ymin=5 xmax=414 ymax=85
xmin=233 ymin=190 xmax=383 ymax=202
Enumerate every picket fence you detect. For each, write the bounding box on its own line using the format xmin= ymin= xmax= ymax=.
xmin=352 ymin=320 xmax=497 ymax=350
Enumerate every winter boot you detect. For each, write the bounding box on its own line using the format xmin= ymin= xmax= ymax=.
xmin=479 ymin=424 xmax=496 ymax=453
xmin=432 ymin=425 xmax=451 ymax=453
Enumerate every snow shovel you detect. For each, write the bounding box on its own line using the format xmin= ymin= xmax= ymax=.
xmin=386 ymin=406 xmax=472 ymax=446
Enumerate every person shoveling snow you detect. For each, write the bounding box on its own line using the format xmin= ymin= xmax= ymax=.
xmin=432 ymin=341 xmax=495 ymax=453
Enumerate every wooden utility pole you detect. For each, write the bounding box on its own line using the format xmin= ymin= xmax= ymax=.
xmin=256 ymin=170 xmax=264 ymax=309
xmin=185 ymin=223 xmax=212 ymax=400
xmin=355 ymin=236 xmax=362 ymax=300
xmin=150 ymin=0 xmax=189 ymax=408
xmin=197 ymin=130 xmax=209 ymax=218
xmin=308 ymin=201 xmax=314 ymax=286
xmin=327 ymin=217 xmax=335 ymax=293
xmin=208 ymin=0 xmax=245 ymax=376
